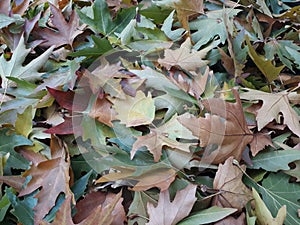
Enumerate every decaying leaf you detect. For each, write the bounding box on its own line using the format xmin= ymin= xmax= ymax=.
xmin=178 ymin=89 xmax=253 ymax=164
xmin=158 ymin=38 xmax=211 ymax=71
xmin=212 ymin=157 xmax=252 ymax=211
xmin=146 ymin=184 xmax=197 ymax=225
xmin=240 ymin=88 xmax=300 ymax=137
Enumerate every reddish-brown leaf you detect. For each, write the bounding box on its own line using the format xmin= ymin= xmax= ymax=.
xmin=33 ymin=4 xmax=84 ymax=47
xmin=214 ymin=213 xmax=246 ymax=225
xmin=178 ymin=89 xmax=253 ymax=164
xmin=0 ymin=176 xmax=25 ymax=192
xmin=44 ymin=116 xmax=83 ymax=135
xmin=249 ymin=132 xmax=274 ymax=156
xmin=18 ymin=136 xmax=72 ymax=223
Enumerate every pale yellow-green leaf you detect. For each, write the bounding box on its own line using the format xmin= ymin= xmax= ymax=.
xmin=245 ymin=35 xmax=284 ymax=82
xmin=15 ymin=106 xmax=35 ymax=137
xmin=113 ymin=91 xmax=155 ymax=127
xmin=252 ymin=188 xmax=286 ymax=225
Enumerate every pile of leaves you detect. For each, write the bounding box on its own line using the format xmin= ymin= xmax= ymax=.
xmin=0 ymin=0 xmax=300 ymax=224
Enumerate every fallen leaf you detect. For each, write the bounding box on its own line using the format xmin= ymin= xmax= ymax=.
xmin=88 ymin=97 xmax=116 ymax=127
xmin=240 ymin=88 xmax=300 ymax=137
xmin=41 ymin=192 xmax=123 ymax=225
xmin=249 ymin=132 xmax=274 ymax=156
xmin=113 ymin=90 xmax=155 ymax=127
xmin=174 ymin=0 xmax=204 ymax=33
xmin=284 ymin=161 xmax=300 ymax=182
xmin=252 ymin=188 xmax=286 ymax=225
xmin=33 ymin=4 xmax=84 ymax=47
xmin=178 ymin=89 xmax=253 ymax=164
xmin=96 ymin=166 xmax=176 ymax=191
xmin=158 ymin=38 xmax=211 ymax=71
xmin=212 ymin=157 xmax=252 ymax=211
xmin=18 ymin=136 xmax=72 ymax=223
xmin=146 ymin=184 xmax=197 ymax=225
xmin=0 ymin=35 xmax=54 ymax=88
xmin=214 ymin=213 xmax=246 ymax=225
xmin=245 ymin=35 xmax=285 ymax=82
xmin=73 ymin=191 xmax=125 ymax=225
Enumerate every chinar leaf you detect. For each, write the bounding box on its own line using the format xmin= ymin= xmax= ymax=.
xmin=245 ymin=35 xmax=285 ymax=82
xmin=247 ymin=172 xmax=300 ymax=225
xmin=0 ymin=36 xmax=54 ymax=88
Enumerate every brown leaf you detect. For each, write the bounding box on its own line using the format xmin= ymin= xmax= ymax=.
xmin=18 ymin=136 xmax=72 ymax=223
xmin=212 ymin=157 xmax=252 ymax=211
xmin=249 ymin=132 xmax=274 ymax=156
xmin=158 ymin=38 xmax=210 ymax=71
xmin=0 ymin=176 xmax=25 ymax=192
xmin=44 ymin=116 xmax=83 ymax=135
xmin=240 ymin=88 xmax=300 ymax=137
xmin=41 ymin=192 xmax=123 ymax=225
xmin=218 ymin=47 xmax=235 ymax=76
xmin=174 ymin=0 xmax=204 ymax=33
xmin=214 ymin=213 xmax=246 ymax=225
xmin=178 ymin=89 xmax=253 ymax=164
xmin=88 ymin=97 xmax=116 ymax=127
xmin=146 ymin=184 xmax=197 ymax=225
xmin=33 ymin=4 xmax=84 ymax=47
xmin=96 ymin=167 xmax=176 ymax=191
xmin=73 ymin=191 xmax=126 ymax=225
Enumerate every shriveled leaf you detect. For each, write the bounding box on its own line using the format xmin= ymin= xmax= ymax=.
xmin=178 ymin=89 xmax=253 ymax=164
xmin=177 ymin=206 xmax=237 ymax=225
xmin=252 ymin=188 xmax=286 ymax=225
xmin=240 ymin=88 xmax=300 ymax=137
xmin=212 ymin=157 xmax=252 ymax=211
xmin=18 ymin=136 xmax=72 ymax=223
xmin=146 ymin=184 xmax=197 ymax=225
xmin=0 ymin=36 xmax=54 ymax=88
xmin=158 ymin=38 xmax=211 ymax=71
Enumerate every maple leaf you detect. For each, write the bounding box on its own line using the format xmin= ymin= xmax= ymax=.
xmin=146 ymin=184 xmax=197 ymax=225
xmin=73 ymin=191 xmax=125 ymax=225
xmin=174 ymin=0 xmax=204 ymax=33
xmin=158 ymin=38 xmax=211 ymax=71
xmin=18 ymin=136 xmax=72 ymax=223
xmin=41 ymin=192 xmax=123 ymax=225
xmin=212 ymin=157 xmax=252 ymax=211
xmin=0 ymin=35 xmax=54 ymax=88
xmin=33 ymin=4 xmax=84 ymax=47
xmin=245 ymin=35 xmax=285 ymax=82
xmin=178 ymin=89 xmax=253 ymax=164
xmin=113 ymin=90 xmax=155 ymax=127
xmin=284 ymin=161 xmax=300 ymax=182
xmin=249 ymin=132 xmax=274 ymax=156
xmin=96 ymin=166 xmax=177 ymax=191
xmin=240 ymin=88 xmax=300 ymax=137
xmin=131 ymin=114 xmax=196 ymax=162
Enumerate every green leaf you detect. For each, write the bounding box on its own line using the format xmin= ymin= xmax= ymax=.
xmin=0 ymin=14 xmax=24 ymax=29
xmin=247 ymin=173 xmax=300 ymax=225
xmin=0 ymin=129 xmax=32 ymax=172
xmin=161 ymin=10 xmax=185 ymax=41
xmin=7 ymin=188 xmax=37 ymax=225
xmin=250 ymin=149 xmax=300 ymax=172
xmin=177 ymin=206 xmax=237 ymax=225
xmin=0 ymin=36 xmax=54 ymax=88
xmin=190 ymin=9 xmax=241 ymax=49
xmin=71 ymin=170 xmax=93 ymax=201
xmin=76 ymin=0 xmax=136 ymax=36
xmin=245 ymin=35 xmax=285 ymax=82
xmin=252 ymin=188 xmax=286 ymax=225
xmin=69 ymin=36 xmax=113 ymax=57
xmin=0 ymin=192 xmax=11 ymax=222
xmin=264 ymin=39 xmax=300 ymax=71
xmin=140 ymin=5 xmax=172 ymax=24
